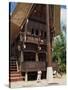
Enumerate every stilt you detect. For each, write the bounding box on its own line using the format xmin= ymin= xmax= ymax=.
xmin=25 ymin=72 xmax=28 ymax=81
xmin=21 ymin=51 xmax=24 ymax=62
xmin=19 ymin=51 xmax=24 ymax=71
xmin=36 ymin=52 xmax=38 ymax=62
xmin=16 ymin=61 xmax=19 ymax=72
xmin=37 ymin=71 xmax=42 ymax=82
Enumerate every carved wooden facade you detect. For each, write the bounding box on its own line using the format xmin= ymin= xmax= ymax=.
xmin=10 ymin=3 xmax=60 ymax=81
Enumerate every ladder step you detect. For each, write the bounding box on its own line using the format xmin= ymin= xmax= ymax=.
xmin=10 ymin=74 xmax=22 ymax=77
xmin=9 ymin=77 xmax=25 ymax=82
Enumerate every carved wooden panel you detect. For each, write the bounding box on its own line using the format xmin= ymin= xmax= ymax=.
xmin=21 ymin=61 xmax=46 ymax=72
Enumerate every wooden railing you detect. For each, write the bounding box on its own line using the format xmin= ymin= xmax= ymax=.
xmin=26 ymin=35 xmax=47 ymax=45
xmin=19 ymin=32 xmax=47 ymax=45
xmin=26 ymin=35 xmax=39 ymax=44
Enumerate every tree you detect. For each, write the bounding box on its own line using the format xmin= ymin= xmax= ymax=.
xmin=52 ymin=32 xmax=66 ymax=74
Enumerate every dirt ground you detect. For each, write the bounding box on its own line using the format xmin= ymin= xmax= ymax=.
xmin=10 ymin=74 xmax=66 ymax=88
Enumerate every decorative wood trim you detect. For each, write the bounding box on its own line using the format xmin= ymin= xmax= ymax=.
xmin=29 ymin=18 xmax=46 ymax=25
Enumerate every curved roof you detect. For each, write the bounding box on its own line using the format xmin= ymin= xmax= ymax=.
xmin=10 ymin=3 xmax=33 ymax=43
xmin=10 ymin=3 xmax=60 ymax=44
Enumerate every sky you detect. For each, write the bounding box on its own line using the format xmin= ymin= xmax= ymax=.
xmin=61 ymin=6 xmax=66 ymax=26
xmin=9 ymin=2 xmax=16 ymax=14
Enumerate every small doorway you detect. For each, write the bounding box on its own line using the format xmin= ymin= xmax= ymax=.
xmin=28 ymin=72 xmax=37 ymax=81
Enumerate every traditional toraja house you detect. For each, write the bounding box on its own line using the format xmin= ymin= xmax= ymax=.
xmin=9 ymin=3 xmax=60 ymax=83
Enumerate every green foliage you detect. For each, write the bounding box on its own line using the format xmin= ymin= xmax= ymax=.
xmin=52 ymin=32 xmax=66 ymax=73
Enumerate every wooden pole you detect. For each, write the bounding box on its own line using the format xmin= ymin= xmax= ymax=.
xmin=46 ymin=5 xmax=53 ymax=83
xmin=46 ymin=5 xmax=52 ymax=67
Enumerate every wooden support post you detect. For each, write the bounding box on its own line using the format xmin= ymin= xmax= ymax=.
xmin=21 ymin=51 xmax=24 ymax=62
xmin=24 ymin=19 xmax=28 ymax=42
xmin=46 ymin=5 xmax=53 ymax=83
xmin=20 ymin=31 xmax=23 ymax=42
xmin=36 ymin=52 xmax=38 ymax=62
xmin=25 ymin=72 xmax=28 ymax=81
xmin=19 ymin=31 xmax=24 ymax=71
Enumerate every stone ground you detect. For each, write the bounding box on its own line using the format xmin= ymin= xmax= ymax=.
xmin=10 ymin=74 xmax=66 ymax=88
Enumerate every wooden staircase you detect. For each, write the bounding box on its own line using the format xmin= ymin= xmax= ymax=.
xmin=9 ymin=57 xmax=25 ymax=82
